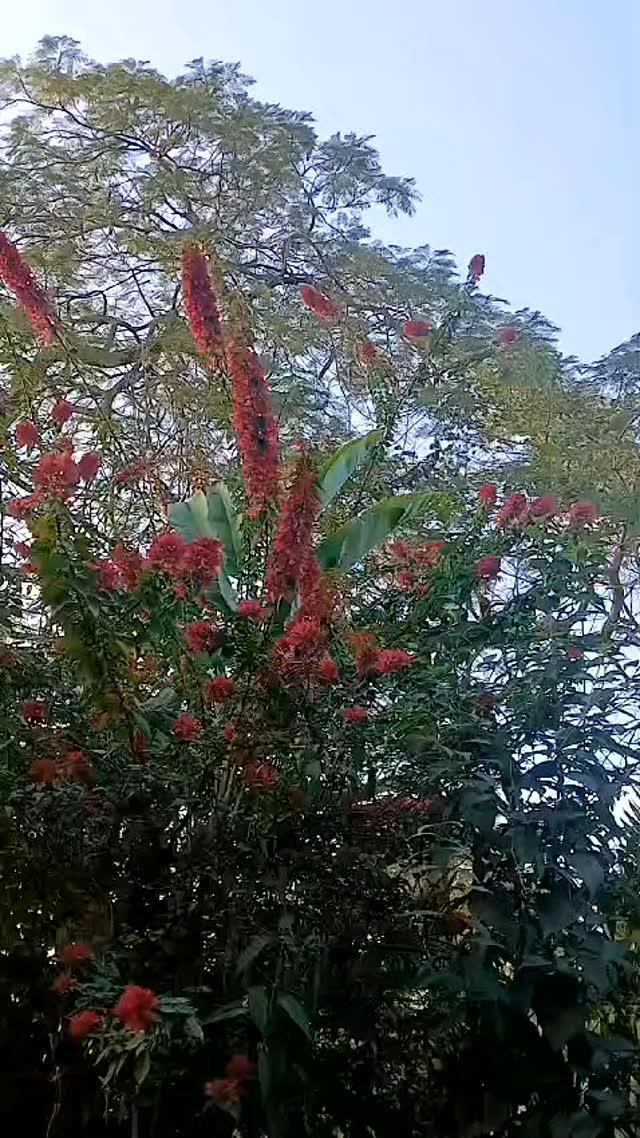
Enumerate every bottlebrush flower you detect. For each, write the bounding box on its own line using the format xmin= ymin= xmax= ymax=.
xmin=468 ymin=253 xmax=485 ymax=281
xmin=496 ymin=492 xmax=527 ymax=527
xmin=569 ymin=501 xmax=598 ymax=528
xmin=316 ymin=655 xmax=338 ymax=683
xmin=478 ymin=483 xmax=497 ymax=508
xmin=21 ymin=699 xmax=46 ymax=723
xmin=373 ymin=648 xmax=414 ymax=675
xmin=33 ymin=451 xmax=80 ymax=497
xmin=59 ymin=941 xmax=94 ymax=965
xmin=204 ymin=1078 xmax=243 ymax=1106
xmin=236 ymin=598 xmax=265 ymax=620
xmin=265 ymin=449 xmax=320 ymax=602
xmin=112 ymin=545 xmax=145 ymax=590
xmin=183 ymin=620 xmax=217 ymax=654
xmin=6 ymin=493 xmax=42 ymax=518
xmin=356 ymin=340 xmax=378 ymax=366
xmin=51 ymin=398 xmax=74 ymax=426
xmin=244 ymin=761 xmax=279 ymax=789
xmin=342 ymin=706 xmax=369 ymax=724
xmin=181 ymin=536 xmax=223 ymax=586
xmin=30 ymin=758 xmax=61 ymax=784
xmin=0 ymin=229 xmax=57 ymax=343
xmin=529 ymin=494 xmax=558 ymax=519
xmin=91 ymin=558 xmax=121 ymax=591
xmin=226 ymin=337 xmax=279 ymax=519
xmin=68 ymin=1010 xmax=101 ymax=1039
xmin=15 ymin=420 xmax=38 ymax=451
xmin=172 ymin=712 xmax=202 ymax=741
xmin=51 ymin=973 xmax=77 ymax=996
xmin=204 ymin=676 xmax=236 ymax=704
xmin=403 ymin=319 xmax=431 ymax=340
xmin=113 ymin=985 xmax=158 ymax=1033
xmin=181 ymin=245 xmax=225 ymax=369
xmin=567 ymin=644 xmax=584 ymax=660
xmin=77 ymin=451 xmax=100 ymax=482
xmin=225 ymin=1054 xmax=254 ymax=1082
xmin=474 ymin=555 xmax=501 ymax=580
xmin=114 ymin=459 xmax=147 ymax=484
xmin=497 ymin=326 xmax=517 ymax=347
xmin=299 ymin=284 xmax=339 ymax=321
xmin=147 ymin=532 xmax=186 ymax=576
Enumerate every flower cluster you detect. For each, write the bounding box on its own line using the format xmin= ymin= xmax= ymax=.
xmin=181 ymin=246 xmax=225 ymax=370
xmin=204 ymin=675 xmax=236 ymax=704
xmin=226 ymin=338 xmax=279 ymax=518
xmin=403 ymin=318 xmax=431 ymax=340
xmin=468 ymin=253 xmax=485 ymax=281
xmin=205 ymin=1053 xmax=254 ymax=1108
xmin=350 ymin=631 xmax=414 ymax=678
xmin=388 ymin=538 xmax=445 ymax=592
xmin=172 ymin=712 xmax=203 ymax=742
xmin=0 ymin=229 xmax=57 ymax=343
xmin=15 ymin=420 xmax=38 ymax=451
xmin=474 ymin=555 xmax=501 ymax=581
xmin=265 ymin=449 xmax=321 ymax=602
xmin=113 ymin=985 xmax=159 ymax=1032
xmin=299 ymin=284 xmax=339 ymax=321
xmin=356 ymin=340 xmax=379 ymax=366
xmin=183 ymin=620 xmax=217 ymax=654
xmin=51 ymin=398 xmax=74 ymax=426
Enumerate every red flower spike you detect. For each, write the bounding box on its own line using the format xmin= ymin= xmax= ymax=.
xmin=91 ymin=559 xmax=121 ymax=591
xmin=51 ymin=973 xmax=77 ymax=996
xmin=172 ymin=712 xmax=202 ymax=742
xmin=317 ymin=655 xmax=339 ymax=684
xmin=222 ymin=721 xmax=237 ymax=743
xmin=342 ymin=706 xmax=369 ymax=724
xmin=77 ymin=451 xmax=100 ymax=482
xmin=59 ymin=941 xmax=94 ymax=965
xmin=112 ymin=545 xmax=145 ymax=590
xmin=567 ymin=645 xmax=584 ymax=661
xmin=474 ymin=555 xmax=501 ymax=580
xmin=403 ymin=319 xmax=431 ymax=340
xmin=204 ymin=1078 xmax=243 ymax=1106
xmin=374 ymin=648 xmax=414 ymax=675
xmin=225 ymin=1055 xmax=254 ymax=1082
xmin=51 ymin=398 xmax=74 ymax=426
xmin=468 ymin=253 xmax=485 ymax=281
xmin=0 ymin=230 xmax=57 ymax=343
xmin=529 ymin=494 xmax=558 ymax=519
xmin=68 ymin=1010 xmax=101 ymax=1040
xmin=33 ymin=451 xmax=80 ymax=498
xmin=478 ymin=483 xmax=497 ymax=508
xmin=204 ymin=676 xmax=236 ymax=704
xmin=147 ymin=532 xmax=186 ymax=577
xmin=236 ymin=598 xmax=264 ymax=620
xmin=497 ymin=326 xmax=517 ymax=347
xmin=356 ymin=340 xmax=378 ymax=366
xmin=15 ymin=420 xmax=38 ymax=451
xmin=6 ymin=493 xmax=42 ymax=518
xmin=113 ymin=985 xmax=158 ymax=1033
xmin=181 ymin=246 xmax=225 ymax=370
xmin=496 ymin=492 xmax=528 ymax=527
xmin=569 ymin=501 xmax=598 ymax=528
xmin=181 ymin=537 xmax=223 ymax=586
xmin=299 ymin=284 xmax=339 ymax=321
xmin=183 ymin=620 xmax=217 ymax=654
xmin=244 ymin=761 xmax=279 ymax=789
xmin=226 ymin=338 xmax=279 ymax=518
xmin=30 ymin=758 xmax=61 ymax=784
xmin=265 ymin=449 xmax=321 ymax=603
xmin=21 ymin=699 xmax=46 ymax=723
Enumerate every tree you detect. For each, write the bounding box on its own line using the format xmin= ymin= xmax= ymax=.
xmin=0 ymin=220 xmax=638 ymax=1138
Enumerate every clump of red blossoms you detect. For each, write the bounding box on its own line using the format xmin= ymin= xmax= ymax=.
xmin=244 ymin=761 xmax=279 ymax=790
xmin=59 ymin=941 xmax=94 ymax=965
xmin=30 ymin=758 xmax=61 ymax=784
xmin=147 ymin=532 xmax=186 ymax=575
xmin=496 ymin=492 xmax=527 ymax=527
xmin=51 ymin=397 xmax=74 ymax=426
xmin=112 ymin=545 xmax=146 ymax=590
xmin=172 ymin=712 xmax=202 ymax=742
xmin=205 ymin=1054 xmax=254 ymax=1107
xmin=265 ymin=449 xmax=321 ymax=602
xmin=342 ymin=706 xmax=369 ymax=724
xmin=114 ymin=459 xmax=147 ymax=484
xmin=226 ymin=338 xmax=279 ymax=518
xmin=6 ymin=493 xmax=41 ymax=518
xmin=51 ymin=973 xmax=77 ymax=996
xmin=468 ymin=253 xmax=485 ymax=281
xmin=374 ymin=648 xmax=414 ymax=675
xmin=33 ymin=451 xmax=79 ymax=498
xmin=356 ymin=340 xmax=378 ymax=366
xmin=474 ymin=555 xmax=501 ymax=581
xmin=316 ymin=655 xmax=339 ymax=683
xmin=403 ymin=319 xmax=431 ymax=340
xmin=15 ymin=420 xmax=38 ymax=451
xmin=183 ymin=620 xmax=217 ymax=654
xmin=181 ymin=245 xmax=225 ymax=369
xmin=236 ymin=598 xmax=265 ymax=620
xmin=299 ymin=284 xmax=339 ymax=321
xmin=0 ymin=229 xmax=57 ymax=343
xmin=529 ymin=494 xmax=558 ymax=519
xmin=181 ymin=536 xmax=223 ymax=586
xmin=497 ymin=326 xmax=517 ymax=347
xmin=204 ymin=675 xmax=236 ymax=704
xmin=113 ymin=985 xmax=159 ymax=1033
xmin=478 ymin=483 xmax=497 ymax=508
xmin=77 ymin=451 xmax=100 ymax=482
xmin=567 ymin=644 xmax=585 ymax=661
xmin=569 ymin=501 xmax=598 ymax=528
xmin=68 ymin=1010 xmax=101 ymax=1040
xmin=21 ymin=699 xmax=46 ymax=723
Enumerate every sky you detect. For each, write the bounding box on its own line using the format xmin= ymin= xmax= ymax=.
xmin=4 ymin=0 xmax=638 ymax=362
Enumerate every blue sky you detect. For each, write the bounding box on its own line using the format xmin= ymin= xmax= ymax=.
xmin=5 ymin=1 xmax=638 ymax=362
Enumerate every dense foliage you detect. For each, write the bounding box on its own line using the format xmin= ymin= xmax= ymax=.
xmin=1 ymin=36 xmax=639 ymax=1138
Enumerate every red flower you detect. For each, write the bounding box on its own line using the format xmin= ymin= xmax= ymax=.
xmin=91 ymin=558 xmax=121 ymax=591
xmin=356 ymin=340 xmax=378 ymax=366
xmin=112 ymin=545 xmax=145 ymax=590
xmin=59 ymin=942 xmax=94 ymax=965
xmin=6 ymin=492 xmax=42 ymax=518
xmin=33 ymin=451 xmax=80 ymax=497
xmin=51 ymin=398 xmax=74 ymax=426
xmin=299 ymin=284 xmax=339 ymax=321
xmin=15 ymin=419 xmax=38 ymax=451
xmin=68 ymin=1010 xmax=101 ymax=1040
xmin=529 ymin=494 xmax=558 ymax=519
xmin=374 ymin=648 xmax=414 ymax=675
xmin=236 ymin=599 xmax=265 ymax=620
xmin=77 ymin=451 xmax=100 ymax=482
xmin=181 ymin=246 xmax=225 ymax=369
xmin=225 ymin=1054 xmax=254 ymax=1082
xmin=497 ymin=326 xmax=517 ymax=347
xmin=317 ymin=655 xmax=338 ymax=683
xmin=147 ymin=532 xmax=186 ymax=577
xmin=265 ymin=450 xmax=320 ymax=602
xmin=350 ymin=631 xmax=379 ymax=678
xmin=567 ymin=645 xmax=584 ymax=661
xmin=113 ymin=985 xmax=158 ymax=1033
xmin=226 ymin=338 xmax=279 ymax=518
xmin=30 ymin=758 xmax=61 ymax=784
xmin=172 ymin=712 xmax=202 ymax=742
xmin=496 ymin=492 xmax=527 ymax=527
xmin=468 ymin=253 xmax=485 ymax=281
xmin=114 ymin=460 xmax=147 ymax=484
xmin=204 ymin=1078 xmax=243 ymax=1106
xmin=474 ymin=555 xmax=501 ymax=580
xmin=403 ymin=319 xmax=431 ymax=340
xmin=222 ymin=721 xmax=237 ymax=743
xmin=51 ymin=973 xmax=77 ymax=995
xmin=0 ymin=229 xmax=57 ymax=343
xmin=184 ymin=620 xmax=217 ymax=654
xmin=394 ymin=570 xmax=416 ymax=590
xmin=342 ymin=706 xmax=369 ymax=724
xmin=569 ymin=501 xmax=598 ymax=528
xmin=244 ymin=761 xmax=279 ymax=789
xmin=478 ymin=483 xmax=497 ymax=508
xmin=21 ymin=699 xmax=46 ymax=723
xmin=181 ymin=536 xmax=223 ymax=586
xmin=204 ymin=676 xmax=236 ymax=704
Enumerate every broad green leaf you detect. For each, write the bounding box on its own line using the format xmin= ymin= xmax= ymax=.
xmin=206 ymin=483 xmax=241 ymax=574
xmin=248 ymin=985 xmax=270 ymax=1034
xmin=168 ymin=490 xmax=213 ymax=543
xmin=169 ymin=487 xmax=238 ymax=611
xmin=277 ymin=992 xmax=311 ymax=1039
xmin=317 ymin=492 xmax=452 ymax=571
xmin=236 ymin=933 xmax=274 ymax=975
xmin=317 ymin=428 xmax=384 ymax=509
xmin=202 ymin=1001 xmax=247 ymax=1026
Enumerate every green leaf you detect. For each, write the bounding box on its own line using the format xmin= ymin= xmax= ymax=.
xmin=277 ymin=992 xmax=311 ymax=1039
xmin=317 ymin=428 xmax=383 ymax=509
xmin=206 ymin=483 xmax=241 ymax=574
xmin=236 ymin=933 xmax=274 ymax=976
xmin=317 ymin=492 xmax=449 ymax=571
xmin=169 ymin=490 xmax=212 ymax=543
xmin=202 ymin=1001 xmax=247 ymax=1026
xmin=133 ymin=1049 xmax=151 ymax=1085
xmin=248 ymin=985 xmax=269 ymax=1034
